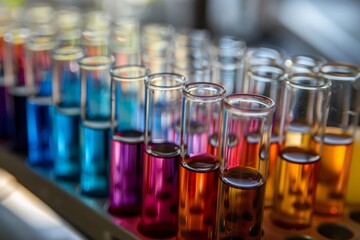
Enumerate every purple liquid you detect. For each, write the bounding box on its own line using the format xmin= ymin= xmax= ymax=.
xmin=109 ymin=130 xmax=144 ymax=216
xmin=139 ymin=142 xmax=180 ymax=238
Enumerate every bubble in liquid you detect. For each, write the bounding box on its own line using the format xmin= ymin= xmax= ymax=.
xmin=226 ymin=212 xmax=239 ymax=222
xmin=293 ymin=201 xmax=311 ymax=210
xmin=242 ymin=211 xmax=253 ymax=221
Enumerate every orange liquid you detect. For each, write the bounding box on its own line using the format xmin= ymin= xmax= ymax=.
xmin=311 ymin=133 xmax=353 ymax=215
xmin=216 ymin=167 xmax=265 ymax=240
xmin=272 ymin=147 xmax=320 ymax=229
xmin=346 ymin=128 xmax=360 ymax=204
xmin=264 ymin=138 xmax=281 ymax=207
xmin=178 ymin=154 xmax=219 ymax=240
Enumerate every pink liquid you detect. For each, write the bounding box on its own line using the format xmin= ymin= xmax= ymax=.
xmin=139 ymin=142 xmax=181 ymax=238
xmin=109 ymin=130 xmax=144 ymax=216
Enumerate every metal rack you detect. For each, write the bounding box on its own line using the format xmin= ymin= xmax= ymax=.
xmin=0 ymin=146 xmax=359 ymax=240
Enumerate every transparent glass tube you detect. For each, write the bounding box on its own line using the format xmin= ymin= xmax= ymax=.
xmin=52 ymin=46 xmax=84 ymax=180
xmin=285 ymin=54 xmax=327 ymax=75
xmin=271 ymin=73 xmax=331 ymax=229
xmin=211 ymin=36 xmax=246 ymax=94
xmin=141 ymin=23 xmax=174 ymax=73
xmin=79 ymin=56 xmax=112 ymax=197
xmin=110 ymin=18 xmax=141 ymax=65
xmin=243 ymin=46 xmax=286 ymax=93
xmin=56 ymin=7 xmax=82 ymax=47
xmin=314 ymin=63 xmax=360 ymax=215
xmin=139 ymin=73 xmax=186 ymax=238
xmin=216 ymin=94 xmax=274 ymax=240
xmin=108 ymin=65 xmax=150 ymax=216
xmin=247 ymin=64 xmax=286 ymax=208
xmin=25 ymin=34 xmax=57 ymax=166
xmin=178 ymin=82 xmax=226 ymax=240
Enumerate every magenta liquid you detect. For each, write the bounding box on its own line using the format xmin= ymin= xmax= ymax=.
xmin=109 ymin=130 xmax=144 ymax=216
xmin=139 ymin=142 xmax=181 ymax=238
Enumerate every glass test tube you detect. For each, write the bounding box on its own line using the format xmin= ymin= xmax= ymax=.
xmin=55 ymin=7 xmax=82 ymax=47
xmin=110 ymin=18 xmax=141 ymax=66
xmin=26 ymin=34 xmax=57 ymax=166
xmin=79 ymin=56 xmax=112 ymax=197
xmin=285 ymin=54 xmax=327 ymax=75
xmin=178 ymin=82 xmax=226 ymax=240
xmin=243 ymin=46 xmax=286 ymax=93
xmin=0 ymin=8 xmax=11 ymax=140
xmin=52 ymin=46 xmax=83 ymax=180
xmin=109 ymin=65 xmax=150 ymax=216
xmin=141 ymin=23 xmax=174 ymax=73
xmin=139 ymin=73 xmax=187 ymax=238
xmin=313 ymin=63 xmax=360 ymax=215
xmin=211 ymin=35 xmax=246 ymax=94
xmin=3 ymin=26 xmax=31 ymax=152
xmin=216 ymin=94 xmax=274 ymax=240
xmin=247 ymin=64 xmax=286 ymax=207
xmin=271 ymin=74 xmax=331 ymax=229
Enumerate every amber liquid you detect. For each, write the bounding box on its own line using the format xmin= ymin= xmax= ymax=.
xmin=347 ymin=128 xmax=360 ymax=204
xmin=178 ymin=154 xmax=219 ymax=240
xmin=217 ymin=167 xmax=265 ymax=240
xmin=311 ymin=132 xmax=354 ymax=215
xmin=272 ymin=147 xmax=320 ymax=229
xmin=264 ymin=137 xmax=281 ymax=207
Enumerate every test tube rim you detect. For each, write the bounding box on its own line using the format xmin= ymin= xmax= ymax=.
xmin=182 ymin=81 xmax=226 ymax=102
xmin=287 ymin=73 xmax=332 ymax=91
xmin=146 ymin=72 xmax=187 ymax=91
xmin=320 ymin=62 xmax=360 ymax=81
xmin=110 ymin=65 xmax=150 ymax=82
xmin=78 ymin=56 xmax=113 ymax=70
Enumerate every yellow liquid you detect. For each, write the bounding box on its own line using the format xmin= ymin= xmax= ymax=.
xmin=346 ymin=127 xmax=360 ymax=205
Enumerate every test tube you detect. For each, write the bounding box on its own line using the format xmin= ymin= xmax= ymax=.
xmin=285 ymin=54 xmax=327 ymax=75
xmin=55 ymin=7 xmax=82 ymax=47
xmin=52 ymin=46 xmax=83 ymax=180
xmin=178 ymin=82 xmax=226 ymax=239
xmin=271 ymin=73 xmax=331 ymax=229
xmin=0 ymin=8 xmax=11 ymax=140
xmin=247 ymin=64 xmax=286 ymax=207
xmin=313 ymin=63 xmax=360 ymax=215
xmin=108 ymin=65 xmax=150 ymax=216
xmin=3 ymin=25 xmax=31 ymax=152
xmin=141 ymin=23 xmax=174 ymax=73
xmin=139 ymin=73 xmax=186 ymax=238
xmin=211 ymin=35 xmax=246 ymax=94
xmin=26 ymin=34 xmax=57 ymax=166
xmin=79 ymin=56 xmax=112 ymax=197
xmin=243 ymin=46 xmax=286 ymax=93
xmin=110 ymin=18 xmax=141 ymax=65
xmin=216 ymin=94 xmax=274 ymax=239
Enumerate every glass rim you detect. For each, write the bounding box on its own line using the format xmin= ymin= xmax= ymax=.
xmin=287 ymin=73 xmax=332 ymax=91
xmin=224 ymin=93 xmax=275 ymax=116
xmin=52 ymin=46 xmax=83 ymax=60
xmin=320 ymin=62 xmax=359 ymax=81
xmin=146 ymin=72 xmax=187 ymax=90
xmin=183 ymin=82 xmax=226 ymax=102
xmin=78 ymin=56 xmax=113 ymax=70
xmin=25 ymin=34 xmax=58 ymax=51
xmin=248 ymin=64 xmax=286 ymax=83
xmin=289 ymin=54 xmax=327 ymax=68
xmin=110 ymin=64 xmax=150 ymax=81
xmin=245 ymin=45 xmax=286 ymax=62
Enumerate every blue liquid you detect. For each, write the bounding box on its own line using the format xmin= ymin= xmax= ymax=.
xmin=80 ymin=121 xmax=110 ymax=197
xmin=26 ymin=96 xmax=53 ymax=167
xmin=53 ymin=108 xmax=80 ymax=180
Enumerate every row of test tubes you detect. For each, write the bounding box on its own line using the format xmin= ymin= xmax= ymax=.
xmin=0 ymin=3 xmax=359 ymax=240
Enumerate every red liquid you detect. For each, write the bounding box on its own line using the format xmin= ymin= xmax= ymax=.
xmin=109 ymin=130 xmax=144 ymax=216
xmin=216 ymin=167 xmax=265 ymax=240
xmin=139 ymin=142 xmax=180 ymax=238
xmin=178 ymin=153 xmax=219 ymax=239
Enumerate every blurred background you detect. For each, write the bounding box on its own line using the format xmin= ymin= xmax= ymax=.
xmin=32 ymin=0 xmax=360 ymax=65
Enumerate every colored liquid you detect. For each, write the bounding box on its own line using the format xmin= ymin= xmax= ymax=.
xmin=216 ymin=167 xmax=265 ymax=240
xmin=272 ymin=147 xmax=320 ymax=229
xmin=311 ymin=132 xmax=354 ymax=215
xmin=0 ymin=85 xmax=9 ymax=139
xmin=139 ymin=142 xmax=180 ymax=238
xmin=109 ymin=130 xmax=144 ymax=216
xmin=265 ymin=136 xmax=281 ymax=207
xmin=285 ymin=123 xmax=311 ymax=148
xmin=53 ymin=108 xmax=80 ymax=180
xmin=347 ymin=128 xmax=360 ymax=204
xmin=178 ymin=153 xmax=219 ymax=240
xmin=27 ymin=96 xmax=53 ymax=167
xmin=7 ymin=87 xmax=29 ymax=153
xmin=80 ymin=120 xmax=110 ymax=197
